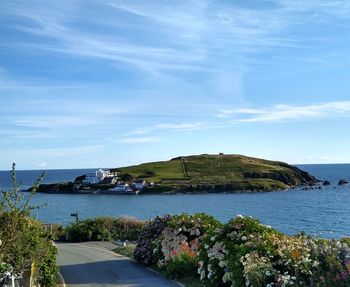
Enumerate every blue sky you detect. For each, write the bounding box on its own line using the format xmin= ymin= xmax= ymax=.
xmin=1 ymin=0 xmax=350 ymax=170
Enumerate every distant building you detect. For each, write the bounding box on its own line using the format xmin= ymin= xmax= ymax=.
xmin=82 ymin=169 xmax=119 ymax=184
xmin=134 ymin=179 xmax=147 ymax=190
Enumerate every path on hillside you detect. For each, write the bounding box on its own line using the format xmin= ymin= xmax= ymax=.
xmin=57 ymin=242 xmax=181 ymax=287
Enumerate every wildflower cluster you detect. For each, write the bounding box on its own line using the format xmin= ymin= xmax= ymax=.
xmin=198 ymin=215 xmax=350 ymax=287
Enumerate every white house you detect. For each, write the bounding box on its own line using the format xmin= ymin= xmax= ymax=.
xmin=83 ymin=169 xmax=118 ymax=184
xmin=134 ymin=179 xmax=147 ymax=190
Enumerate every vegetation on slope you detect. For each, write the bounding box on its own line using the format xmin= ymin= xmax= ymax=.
xmin=117 ymin=154 xmax=316 ymax=192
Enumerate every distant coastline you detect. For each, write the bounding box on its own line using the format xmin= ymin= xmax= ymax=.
xmin=27 ymin=154 xmax=321 ymax=195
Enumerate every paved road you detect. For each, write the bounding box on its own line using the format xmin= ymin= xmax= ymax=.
xmin=57 ymin=242 xmax=181 ymax=287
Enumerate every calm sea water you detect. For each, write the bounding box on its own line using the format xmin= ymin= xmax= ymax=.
xmin=0 ymin=164 xmax=349 ymax=239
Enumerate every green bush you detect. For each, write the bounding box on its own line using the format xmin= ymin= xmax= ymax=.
xmin=163 ymin=252 xmax=198 ymax=279
xmin=198 ymin=215 xmax=350 ymax=287
xmin=0 ymin=164 xmax=58 ymax=286
xmin=65 ymin=216 xmax=146 ymax=242
xmin=135 ymin=213 xmax=222 ymax=281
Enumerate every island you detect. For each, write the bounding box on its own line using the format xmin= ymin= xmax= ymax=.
xmin=31 ymin=154 xmax=318 ymax=194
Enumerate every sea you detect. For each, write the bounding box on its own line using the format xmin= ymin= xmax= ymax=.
xmin=0 ymin=164 xmax=349 ymax=239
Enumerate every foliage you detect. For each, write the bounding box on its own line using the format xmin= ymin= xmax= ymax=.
xmin=134 ymin=213 xmax=350 ymax=287
xmin=163 ymin=251 xmax=198 ymax=279
xmin=133 ymin=215 xmax=172 ymax=265
xmin=0 ymin=261 xmax=13 ymax=277
xmin=134 ymin=213 xmax=222 ymax=281
xmin=65 ymin=216 xmax=145 ymax=242
xmin=120 ymin=173 xmax=133 ymax=181
xmin=0 ymin=163 xmax=44 ymax=216
xmin=198 ymin=215 xmax=350 ymax=287
xmin=0 ymin=164 xmax=57 ymax=286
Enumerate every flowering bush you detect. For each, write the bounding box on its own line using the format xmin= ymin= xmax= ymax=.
xmin=198 ymin=215 xmax=278 ymax=286
xmin=198 ymin=215 xmax=350 ymax=287
xmin=155 ymin=213 xmax=222 ymax=279
xmin=133 ymin=215 xmax=172 ymax=265
xmin=134 ymin=213 xmax=222 ymax=279
xmin=135 ymin=213 xmax=350 ymax=286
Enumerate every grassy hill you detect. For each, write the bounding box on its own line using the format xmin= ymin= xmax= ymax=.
xmin=116 ymin=154 xmax=316 ymax=192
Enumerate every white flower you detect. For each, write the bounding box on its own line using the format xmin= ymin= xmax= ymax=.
xmin=210 ymin=236 xmax=216 ymax=241
xmin=241 ymin=236 xmax=247 ymax=241
xmin=236 ymin=214 xmax=244 ymax=219
xmin=205 ymin=244 xmax=209 ymax=249
xmin=265 ymin=270 xmax=271 ymax=276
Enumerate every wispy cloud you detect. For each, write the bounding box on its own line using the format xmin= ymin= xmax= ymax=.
xmin=217 ymin=101 xmax=350 ymax=123
xmin=116 ymin=136 xmax=161 ymax=144
xmin=126 ymin=122 xmax=206 ymax=137
xmin=4 ymin=0 xmax=337 ymax=75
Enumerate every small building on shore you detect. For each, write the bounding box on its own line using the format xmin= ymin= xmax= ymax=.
xmin=133 ymin=179 xmax=147 ymax=190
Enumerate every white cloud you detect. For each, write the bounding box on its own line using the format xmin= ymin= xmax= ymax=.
xmin=155 ymin=122 xmax=204 ymax=130
xmin=35 ymin=161 xmax=47 ymax=168
xmin=217 ymin=101 xmax=350 ymax=123
xmin=116 ymin=136 xmax=160 ymax=144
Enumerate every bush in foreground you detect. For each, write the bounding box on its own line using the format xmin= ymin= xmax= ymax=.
xmin=65 ymin=216 xmax=146 ymax=242
xmin=134 ymin=213 xmax=350 ymax=287
xmin=199 ymin=216 xmax=350 ymax=287
xmin=134 ymin=213 xmax=222 ymax=279
xmin=0 ymin=164 xmax=57 ymax=287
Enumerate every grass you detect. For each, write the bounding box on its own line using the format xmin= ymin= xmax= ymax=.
xmin=117 ymin=154 xmax=314 ymax=192
xmin=113 ymin=244 xmax=203 ymax=287
xmin=113 ymin=243 xmax=136 ymax=258
xmin=118 ymin=159 xmax=186 ymax=182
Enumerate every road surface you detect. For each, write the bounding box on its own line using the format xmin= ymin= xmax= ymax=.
xmin=57 ymin=242 xmax=181 ymax=287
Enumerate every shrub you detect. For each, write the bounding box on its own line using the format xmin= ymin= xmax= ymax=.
xmin=0 ymin=164 xmax=58 ymax=286
xmin=65 ymin=216 xmax=145 ymax=242
xmin=133 ymin=215 xmax=172 ymax=265
xmin=198 ymin=215 xmax=350 ymax=287
xmin=163 ymin=251 xmax=198 ymax=279
xmin=134 ymin=213 xmax=222 ymax=280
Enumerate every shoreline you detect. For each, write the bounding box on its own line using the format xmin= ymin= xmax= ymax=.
xmin=27 ymin=181 xmax=325 ymax=195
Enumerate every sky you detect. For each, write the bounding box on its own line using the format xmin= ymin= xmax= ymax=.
xmin=1 ymin=0 xmax=350 ymax=170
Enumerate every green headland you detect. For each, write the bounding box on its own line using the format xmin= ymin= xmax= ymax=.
xmin=113 ymin=154 xmax=316 ymax=193
xmin=33 ymin=154 xmax=317 ymax=194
